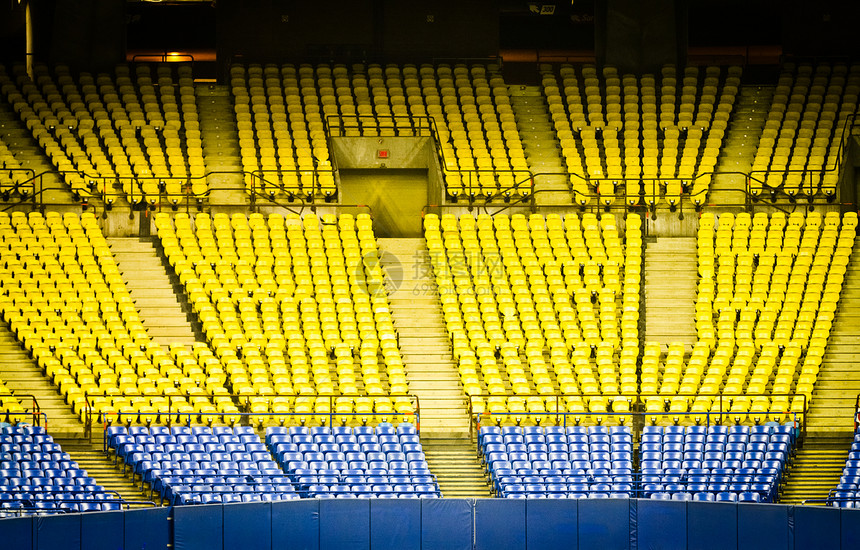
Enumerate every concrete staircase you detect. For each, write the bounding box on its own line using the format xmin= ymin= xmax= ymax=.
xmin=510 ymin=86 xmax=571 ymax=205
xmin=377 ymin=238 xmax=470 ymax=437
xmin=643 ymin=237 xmax=698 ymax=346
xmin=710 ymin=85 xmax=774 ymax=206
xmin=779 ymin=443 xmax=849 ymax=505
xmin=196 ymin=84 xmax=245 ymax=206
xmin=421 ymin=437 xmax=492 ymax=498
xmin=806 ymin=248 xmax=860 ymax=439
xmin=108 ymin=237 xmax=199 ymax=347
xmin=0 ymin=320 xmax=84 ymax=437
xmin=56 ymin=437 xmax=157 ymax=508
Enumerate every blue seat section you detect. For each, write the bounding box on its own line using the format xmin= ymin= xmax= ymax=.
xmin=827 ymin=428 xmax=860 ymax=508
xmin=106 ymin=425 xmax=299 ymax=505
xmin=641 ymin=423 xmax=796 ymax=503
xmin=479 ymin=425 xmax=634 ymax=498
xmin=266 ymin=422 xmax=441 ymax=499
xmin=0 ymin=424 xmax=122 ymax=516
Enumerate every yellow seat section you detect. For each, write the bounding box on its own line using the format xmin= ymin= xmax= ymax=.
xmin=0 ymin=211 xmax=232 ymax=428
xmin=156 ymin=211 xmax=413 ymax=428
xmin=425 ymin=211 xmax=641 ymax=427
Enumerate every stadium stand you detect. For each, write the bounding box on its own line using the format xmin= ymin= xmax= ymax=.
xmin=266 ymin=422 xmax=441 ymax=498
xmin=106 ymin=424 xmax=299 ymax=505
xmin=829 ymin=427 xmax=860 ymax=507
xmin=0 ymin=63 xmax=205 ymax=204
xmin=0 ymin=424 xmax=122 ymax=516
xmin=424 ymin=212 xmax=641 ymax=425
xmin=479 ymin=424 xmax=633 ymax=498
xmin=540 ymin=63 xmax=740 ymax=207
xmin=155 ymin=211 xmax=414 ymax=427
xmin=0 ymin=211 xmax=236 ymax=427
xmin=639 ymin=424 xmax=795 ymax=503
xmin=750 ymin=62 xmax=860 ymax=198
xmin=643 ymin=211 xmax=857 ymax=426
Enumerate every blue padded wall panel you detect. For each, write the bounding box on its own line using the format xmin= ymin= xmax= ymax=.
xmin=526 ymin=498 xmax=578 ymax=550
xmin=272 ymin=499 xmax=319 ymax=550
xmin=125 ymin=506 xmax=170 ymax=550
xmin=795 ymin=505 xmax=839 ymax=549
xmin=578 ymin=498 xmax=630 ymax=550
xmin=637 ymin=499 xmax=686 ymax=550
xmin=421 ymin=498 xmax=473 ymax=550
xmin=738 ymin=503 xmax=789 ymax=550
xmin=224 ymin=501 xmax=271 ymax=550
xmin=475 ymin=498 xmax=526 ymax=550
xmin=174 ymin=504 xmax=224 ymax=550
xmin=687 ymin=502 xmax=737 ymax=550
xmin=369 ymin=498 xmax=420 ymax=550
xmin=81 ymin=510 xmax=124 ymax=550
xmin=320 ymin=499 xmax=370 ymax=550
xmin=841 ymin=509 xmax=860 ymax=549
xmin=840 ymin=508 xmax=860 ymax=550
xmin=37 ymin=513 xmax=81 ymax=550
xmin=2 ymin=516 xmax=34 ymax=550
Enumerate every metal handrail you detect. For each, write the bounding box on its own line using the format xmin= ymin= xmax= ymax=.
xmin=467 ymin=392 xmax=807 ymax=438
xmin=323 ymin=113 xmax=537 ymax=203
xmin=1 ymin=394 xmax=43 ymax=428
xmin=89 ymin=392 xmax=421 ymax=441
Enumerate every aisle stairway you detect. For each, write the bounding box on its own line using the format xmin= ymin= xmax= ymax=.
xmin=710 ymin=85 xmax=774 ymax=206
xmin=109 ymin=237 xmax=199 ymax=347
xmin=56 ymin=437 xmax=156 ymax=508
xmin=806 ymin=247 xmax=860 ymax=438
xmin=510 ymin=86 xmax=571 ymax=205
xmin=779 ymin=443 xmax=849 ymax=505
xmin=196 ymin=84 xmax=245 ymax=205
xmin=0 ymin=320 xmax=84 ymax=437
xmin=421 ymin=437 xmax=492 ymax=498
xmin=643 ymin=237 xmax=698 ymax=346
xmin=378 ymin=238 xmax=470 ymax=437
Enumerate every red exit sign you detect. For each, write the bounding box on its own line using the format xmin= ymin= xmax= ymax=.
xmin=377 ymin=150 xmax=389 ymax=159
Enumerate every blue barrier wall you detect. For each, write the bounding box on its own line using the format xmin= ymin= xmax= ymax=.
xmin=3 ymin=499 xmax=860 ymax=550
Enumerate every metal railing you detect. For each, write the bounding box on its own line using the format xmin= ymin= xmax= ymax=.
xmin=1 ymin=394 xmax=43 ymax=428
xmin=323 ymin=113 xmax=537 ymax=205
xmin=468 ymin=392 xmax=807 ymax=438
xmin=0 ymin=109 xmax=856 ymax=215
xmin=88 ymin=392 xmax=421 ymax=442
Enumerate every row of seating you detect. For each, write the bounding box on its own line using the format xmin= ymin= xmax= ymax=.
xmin=541 ymin=63 xmax=740 ymax=206
xmin=267 ymin=423 xmax=442 ymax=498
xmin=156 ymin=212 xmax=414 ymax=427
xmin=425 ymin=212 xmax=642 ymax=425
xmin=636 ymin=424 xmax=794 ymax=502
xmin=230 ymin=64 xmax=335 ymax=199
xmin=0 ymin=425 xmax=123 ymax=516
xmin=106 ymin=425 xmax=299 ymax=505
xmin=641 ymin=211 xmax=856 ymax=426
xmin=479 ymin=424 xmax=794 ymax=501
xmin=829 ymin=428 xmax=860 ymax=507
xmin=0 ymin=63 xmax=205 ymax=203
xmin=750 ymin=62 xmax=860 ymax=197
xmin=0 ymin=211 xmax=235 ymax=426
xmin=481 ymin=425 xmax=633 ymax=498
